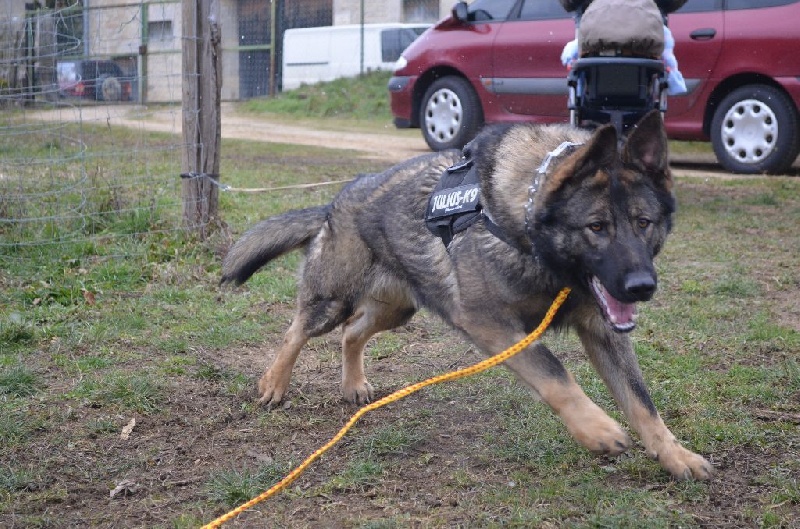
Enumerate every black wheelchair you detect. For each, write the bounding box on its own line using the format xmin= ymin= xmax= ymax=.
xmin=561 ymin=0 xmax=686 ymax=135
xmin=568 ymin=57 xmax=667 ymax=135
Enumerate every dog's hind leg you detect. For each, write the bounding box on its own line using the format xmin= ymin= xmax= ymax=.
xmin=258 ymin=297 xmax=349 ymax=407
xmin=258 ymin=315 xmax=309 ymax=407
xmin=576 ymin=325 xmax=713 ymax=480
xmin=340 ymin=296 xmax=416 ymax=404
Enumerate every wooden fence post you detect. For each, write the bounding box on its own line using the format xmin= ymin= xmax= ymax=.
xmin=181 ymin=0 xmax=222 ymax=236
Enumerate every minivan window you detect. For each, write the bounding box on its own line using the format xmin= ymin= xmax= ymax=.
xmin=674 ymin=0 xmax=721 ymax=12
xmin=467 ymin=0 xmax=518 ymax=21
xmin=726 ymin=0 xmax=797 ymax=9
xmin=518 ymin=0 xmax=572 ymax=20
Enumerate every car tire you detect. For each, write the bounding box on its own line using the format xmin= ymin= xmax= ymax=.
xmin=99 ymin=75 xmax=122 ymax=102
xmin=420 ymin=76 xmax=483 ymax=151
xmin=710 ymin=84 xmax=800 ymax=174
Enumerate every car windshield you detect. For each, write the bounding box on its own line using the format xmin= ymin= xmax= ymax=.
xmin=467 ymin=0 xmax=518 ymax=21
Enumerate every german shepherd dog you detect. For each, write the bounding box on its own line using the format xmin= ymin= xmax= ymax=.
xmin=221 ymin=111 xmax=712 ymax=480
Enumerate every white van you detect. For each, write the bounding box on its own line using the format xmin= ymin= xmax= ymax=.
xmin=281 ymin=23 xmax=429 ymax=91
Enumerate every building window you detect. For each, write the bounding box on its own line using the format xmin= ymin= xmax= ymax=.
xmin=148 ymin=20 xmax=172 ymax=42
xmin=403 ymin=0 xmax=438 ymax=23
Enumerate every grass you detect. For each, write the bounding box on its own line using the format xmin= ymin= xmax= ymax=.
xmin=0 ymin=409 xmax=32 ymax=446
xmin=68 ymin=371 xmax=164 ymax=413
xmin=206 ymin=462 xmax=293 ymax=507
xmin=0 ymin=366 xmax=39 ymax=398
xmin=240 ymin=70 xmax=394 ymax=122
xmin=0 ymin=75 xmax=799 ymax=527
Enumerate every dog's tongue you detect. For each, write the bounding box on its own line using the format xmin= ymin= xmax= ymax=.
xmin=591 ymin=277 xmax=637 ymax=332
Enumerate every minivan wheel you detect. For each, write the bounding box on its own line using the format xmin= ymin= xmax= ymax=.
xmin=710 ymin=84 xmax=799 ymax=174
xmin=420 ymin=76 xmax=483 ymax=151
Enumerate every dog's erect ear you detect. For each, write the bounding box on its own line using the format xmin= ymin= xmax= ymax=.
xmin=583 ymin=123 xmax=619 ymax=169
xmin=624 ymin=111 xmax=671 ymax=187
xmin=546 ymin=123 xmax=618 ymax=192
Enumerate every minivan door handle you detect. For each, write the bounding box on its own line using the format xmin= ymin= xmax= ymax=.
xmin=690 ymin=28 xmax=717 ymax=40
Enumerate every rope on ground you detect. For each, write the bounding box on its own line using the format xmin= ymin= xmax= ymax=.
xmin=201 ymin=287 xmax=572 ymax=528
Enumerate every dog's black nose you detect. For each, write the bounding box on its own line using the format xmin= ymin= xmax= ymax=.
xmin=625 ymin=272 xmax=656 ymax=300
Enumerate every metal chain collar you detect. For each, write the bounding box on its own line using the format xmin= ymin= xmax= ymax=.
xmin=525 ymin=141 xmax=583 ymax=234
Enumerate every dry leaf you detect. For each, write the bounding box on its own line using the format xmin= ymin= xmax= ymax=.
xmin=109 ymin=479 xmax=138 ymax=498
xmin=83 ymin=289 xmax=96 ymax=305
xmin=120 ymin=418 xmax=136 ymax=440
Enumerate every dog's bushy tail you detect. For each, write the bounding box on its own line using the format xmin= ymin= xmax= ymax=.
xmin=220 ymin=205 xmax=330 ymax=286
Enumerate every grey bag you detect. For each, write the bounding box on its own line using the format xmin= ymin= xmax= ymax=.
xmin=579 ymin=0 xmax=665 ymax=57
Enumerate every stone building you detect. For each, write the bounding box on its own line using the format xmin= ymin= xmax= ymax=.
xmin=0 ymin=0 xmax=453 ymax=103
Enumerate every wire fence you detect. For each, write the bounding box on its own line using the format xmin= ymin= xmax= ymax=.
xmin=0 ymin=4 xmax=186 ymax=273
xmin=0 ymin=0 xmax=442 ymax=276
xmin=0 ymin=104 xmax=184 ymax=258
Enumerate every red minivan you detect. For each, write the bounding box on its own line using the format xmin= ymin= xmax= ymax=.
xmin=388 ymin=0 xmax=800 ymax=174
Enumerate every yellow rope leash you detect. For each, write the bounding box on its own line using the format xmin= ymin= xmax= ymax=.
xmin=202 ymin=287 xmax=571 ymax=528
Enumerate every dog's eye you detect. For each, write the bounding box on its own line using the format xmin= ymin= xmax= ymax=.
xmin=637 ymin=218 xmax=652 ymax=230
xmin=588 ymin=222 xmax=604 ymax=233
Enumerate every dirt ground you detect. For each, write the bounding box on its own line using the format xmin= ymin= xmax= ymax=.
xmin=28 ymin=103 xmax=431 ymax=163
xmin=30 ymin=102 xmax=800 ymax=180
xmin=24 ymin=103 xmax=737 ymax=168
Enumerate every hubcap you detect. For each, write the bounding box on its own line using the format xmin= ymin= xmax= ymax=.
xmin=720 ymin=98 xmax=778 ymax=164
xmin=424 ymin=87 xmax=463 ymax=145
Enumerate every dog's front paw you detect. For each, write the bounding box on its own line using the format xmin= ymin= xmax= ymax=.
xmin=342 ymin=378 xmax=374 ymax=405
xmin=650 ymin=441 xmax=713 ymax=481
xmin=577 ymin=417 xmax=631 ymax=456
xmin=563 ymin=402 xmax=631 ymax=456
xmin=257 ymin=370 xmax=290 ymax=408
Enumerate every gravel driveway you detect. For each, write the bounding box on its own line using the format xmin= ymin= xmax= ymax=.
xmin=28 ymin=102 xmax=431 ymax=163
xmin=28 ymin=102 xmax=797 ymax=176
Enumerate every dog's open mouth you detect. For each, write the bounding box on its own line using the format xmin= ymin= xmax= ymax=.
xmin=589 ymin=276 xmax=637 ymax=333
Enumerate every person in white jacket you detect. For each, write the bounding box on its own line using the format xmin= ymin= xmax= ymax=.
xmin=561 ymin=26 xmax=686 ymax=95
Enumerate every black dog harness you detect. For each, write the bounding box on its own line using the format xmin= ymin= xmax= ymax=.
xmin=425 ymin=158 xmax=510 ymax=247
xmin=425 ymin=140 xmax=583 ymax=248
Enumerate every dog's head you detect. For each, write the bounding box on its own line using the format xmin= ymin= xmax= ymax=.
xmin=528 ymin=111 xmax=675 ymax=332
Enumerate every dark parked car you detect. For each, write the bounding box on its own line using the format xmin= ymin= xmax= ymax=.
xmin=57 ymin=60 xmax=133 ymax=102
xmin=389 ymin=0 xmax=800 ymax=174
